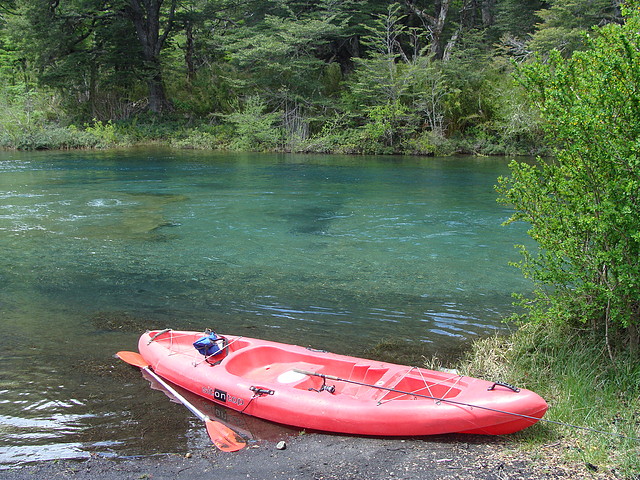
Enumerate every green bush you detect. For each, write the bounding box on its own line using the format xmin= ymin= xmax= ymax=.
xmin=1 ymin=125 xmax=99 ymax=150
xmin=403 ymin=130 xmax=454 ymax=156
xmin=498 ymin=3 xmax=640 ymax=353
xmin=83 ymin=120 xmax=121 ymax=147
xmin=225 ymin=96 xmax=284 ymax=151
xmin=170 ymin=125 xmax=231 ymax=149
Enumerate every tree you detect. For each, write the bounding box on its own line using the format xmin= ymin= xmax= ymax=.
xmin=405 ymin=0 xmax=451 ymax=59
xmin=492 ymin=0 xmax=546 ymax=61
xmin=0 ymin=8 xmax=22 ymax=86
xmin=5 ymin=0 xmax=141 ymax=118
xmin=498 ymin=1 xmax=640 ymax=356
xmin=494 ymin=0 xmax=546 ymax=38
xmin=7 ymin=0 xmax=179 ymax=116
xmin=345 ymin=4 xmax=422 ymax=150
xmin=529 ymin=0 xmax=623 ymax=55
xmin=222 ymin=1 xmax=346 ymax=148
xmin=125 ymin=0 xmax=177 ymax=113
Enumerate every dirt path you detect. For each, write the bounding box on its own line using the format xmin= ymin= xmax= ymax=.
xmin=0 ymin=433 xmax=604 ymax=480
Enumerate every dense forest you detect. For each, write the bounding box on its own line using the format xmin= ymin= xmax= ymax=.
xmin=0 ymin=0 xmax=625 ymax=153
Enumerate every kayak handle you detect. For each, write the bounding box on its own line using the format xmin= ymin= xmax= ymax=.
xmin=487 ymin=381 xmax=520 ymax=393
xmin=147 ymin=328 xmax=172 ymax=344
xmin=306 ymin=347 xmax=327 ymax=353
xmin=250 ymin=386 xmax=275 ymax=396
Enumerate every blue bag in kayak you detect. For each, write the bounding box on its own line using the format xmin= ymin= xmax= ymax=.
xmin=193 ymin=332 xmax=223 ymax=356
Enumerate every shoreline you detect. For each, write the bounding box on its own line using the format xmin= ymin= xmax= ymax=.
xmin=1 ymin=432 xmax=600 ymax=480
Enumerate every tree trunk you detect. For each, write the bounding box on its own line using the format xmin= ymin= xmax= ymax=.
xmin=126 ymin=0 xmax=176 ymax=113
xmin=185 ymin=21 xmax=195 ymax=84
xmin=406 ymin=0 xmax=450 ymax=60
xmin=481 ymin=0 xmax=495 ymax=27
xmin=431 ymin=0 xmax=450 ymax=59
xmin=629 ymin=323 xmax=639 ymax=356
xmin=442 ymin=27 xmax=460 ymax=62
xmin=148 ymin=70 xmax=171 ymax=113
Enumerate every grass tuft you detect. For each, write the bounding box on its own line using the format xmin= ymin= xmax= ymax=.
xmin=459 ymin=323 xmax=640 ymax=478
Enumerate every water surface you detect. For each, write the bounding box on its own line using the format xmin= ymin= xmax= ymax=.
xmin=0 ymin=149 xmax=531 ymax=465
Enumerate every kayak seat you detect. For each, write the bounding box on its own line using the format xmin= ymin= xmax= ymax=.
xmin=223 ymin=345 xmax=385 ymax=393
xmin=223 ymin=345 xmax=323 ymax=386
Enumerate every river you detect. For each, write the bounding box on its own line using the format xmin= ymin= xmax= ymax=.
xmin=0 ymin=149 xmax=531 ymax=465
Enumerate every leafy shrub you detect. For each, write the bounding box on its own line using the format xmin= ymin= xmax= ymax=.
xmin=403 ymin=130 xmax=454 ymax=156
xmin=224 ymin=96 xmax=284 ymax=151
xmin=171 ymin=126 xmax=231 ymax=149
xmin=83 ymin=120 xmax=121 ymax=147
xmin=499 ymin=4 xmax=640 ymax=354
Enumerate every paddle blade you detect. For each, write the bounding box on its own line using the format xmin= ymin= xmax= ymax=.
xmin=117 ymin=349 xmax=245 ymax=452
xmin=206 ymin=419 xmax=246 ymax=452
xmin=116 ymin=351 xmax=149 ymax=369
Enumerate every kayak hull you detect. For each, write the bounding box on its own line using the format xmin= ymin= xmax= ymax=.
xmin=138 ymin=330 xmax=547 ymax=436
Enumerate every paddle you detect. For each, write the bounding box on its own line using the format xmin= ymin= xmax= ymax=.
xmin=117 ymin=351 xmax=246 ymax=452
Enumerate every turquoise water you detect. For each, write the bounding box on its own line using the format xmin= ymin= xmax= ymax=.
xmin=0 ymin=149 xmax=531 ymax=464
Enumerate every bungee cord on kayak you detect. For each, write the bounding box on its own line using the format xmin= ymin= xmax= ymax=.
xmin=293 ymin=370 xmax=640 ymax=442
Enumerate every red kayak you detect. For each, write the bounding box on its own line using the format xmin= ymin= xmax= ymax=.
xmin=137 ymin=329 xmax=547 ymax=436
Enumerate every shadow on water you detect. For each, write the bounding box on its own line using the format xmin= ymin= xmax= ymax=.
xmin=282 ymin=204 xmax=345 ymax=235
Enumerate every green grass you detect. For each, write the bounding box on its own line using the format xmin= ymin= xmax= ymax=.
xmin=0 ymin=123 xmax=129 ymax=150
xmin=460 ymin=323 xmax=640 ymax=478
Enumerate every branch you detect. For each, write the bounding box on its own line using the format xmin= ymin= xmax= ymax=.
xmin=158 ymin=0 xmax=178 ymax=48
xmin=405 ymin=0 xmax=435 ymax=26
xmin=0 ymin=1 xmax=18 ymax=15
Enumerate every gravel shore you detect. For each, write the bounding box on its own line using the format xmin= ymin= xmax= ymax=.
xmin=1 ymin=432 xmax=606 ymax=480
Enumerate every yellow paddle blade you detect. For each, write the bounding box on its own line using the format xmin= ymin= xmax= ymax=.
xmin=117 ymin=349 xmax=246 ymax=452
xmin=206 ymin=419 xmax=247 ymax=452
xmin=116 ymin=351 xmax=149 ymax=369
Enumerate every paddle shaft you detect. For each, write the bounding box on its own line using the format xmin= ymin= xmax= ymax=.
xmin=117 ymin=350 xmax=246 ymax=451
xmin=141 ymin=365 xmax=207 ymax=423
